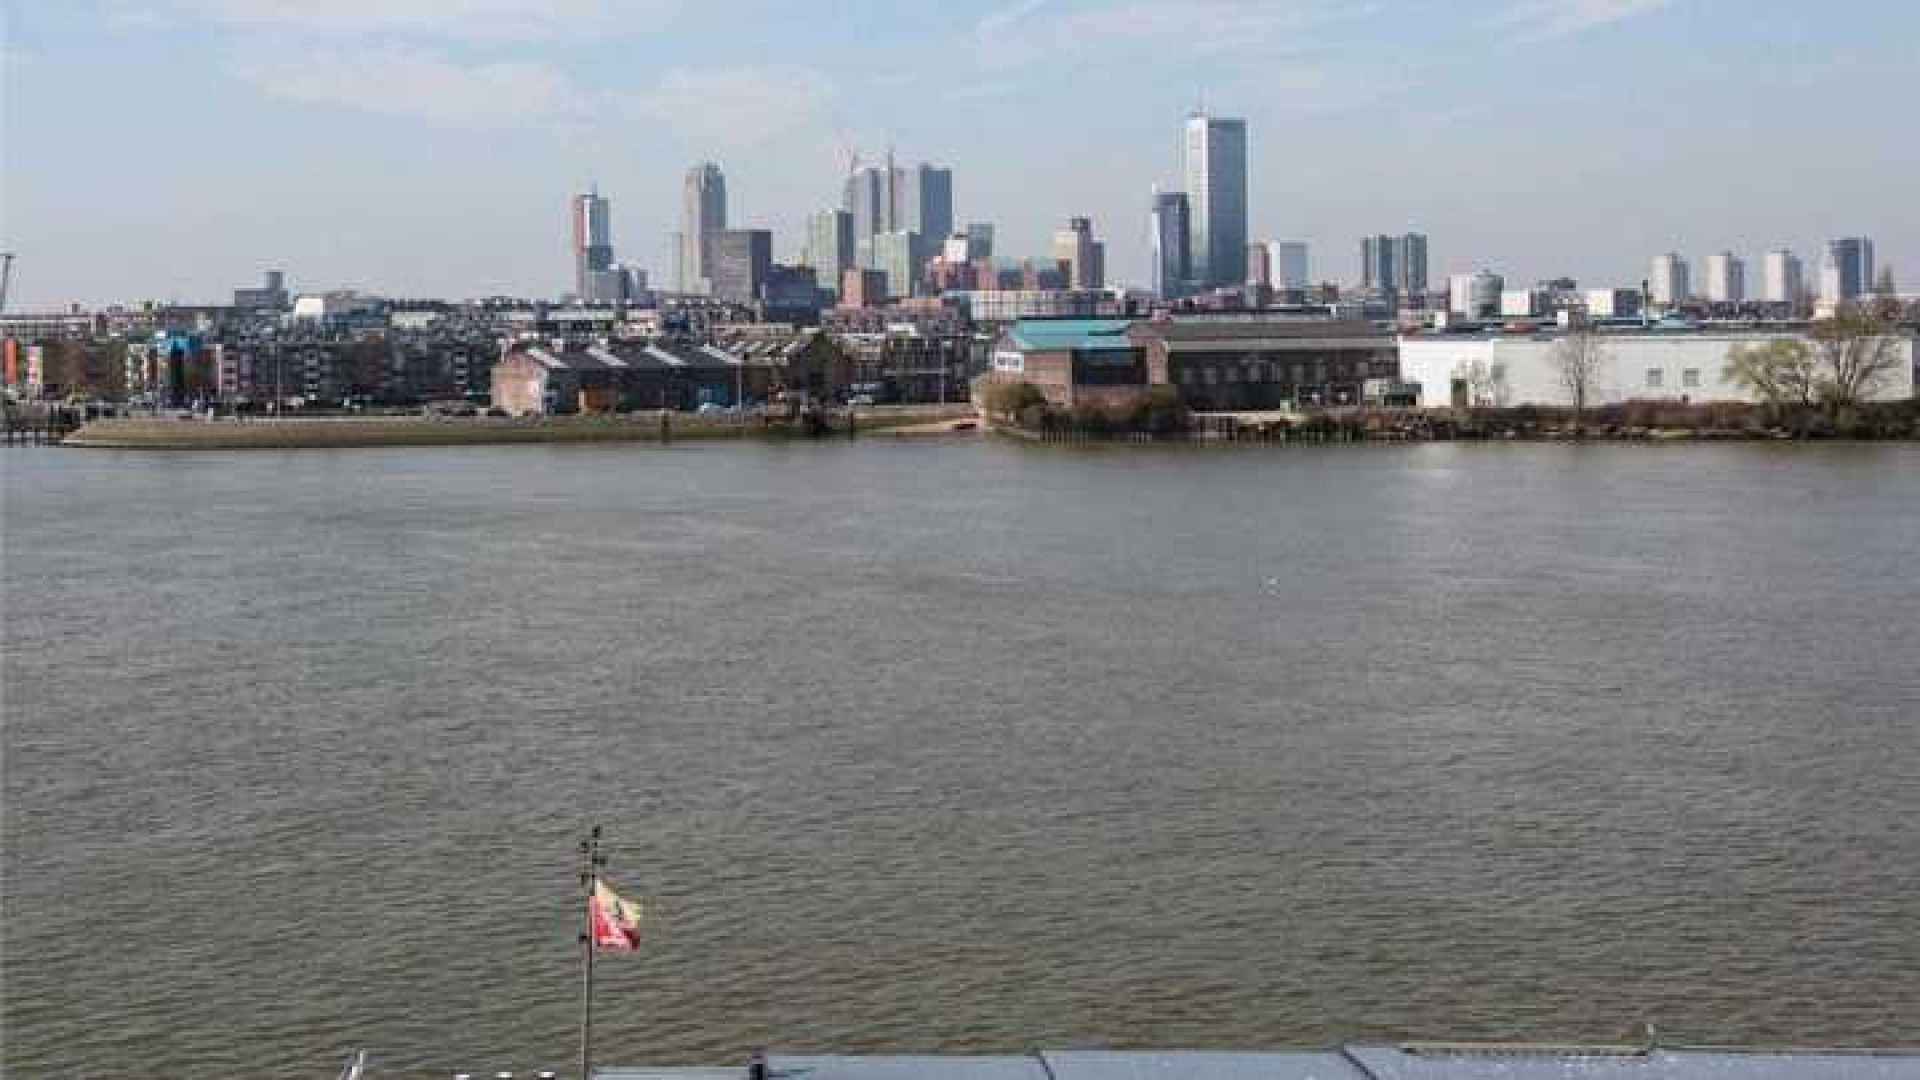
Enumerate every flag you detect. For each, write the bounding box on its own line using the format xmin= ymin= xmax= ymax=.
xmin=590 ymin=878 xmax=643 ymax=950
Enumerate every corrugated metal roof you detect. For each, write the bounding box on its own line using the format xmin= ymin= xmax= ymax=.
xmin=599 ymin=1060 xmax=748 ymax=1068
xmin=1007 ymin=319 xmax=1137 ymax=352
xmin=1043 ymin=1049 xmax=1358 ymax=1080
xmin=1348 ymin=1045 xmax=1920 ymax=1078
xmin=708 ymin=1048 xmax=1920 ymax=1080
xmin=761 ymin=1054 xmax=1049 ymax=1080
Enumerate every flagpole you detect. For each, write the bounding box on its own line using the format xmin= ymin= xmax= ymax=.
xmin=580 ymin=825 xmax=605 ymax=1080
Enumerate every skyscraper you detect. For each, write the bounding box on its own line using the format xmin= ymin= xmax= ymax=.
xmin=680 ymin=163 xmax=727 ymax=295
xmin=895 ymin=164 xmax=954 ymax=244
xmin=844 ymin=160 xmax=954 ymax=272
xmin=1149 ymin=188 xmax=1191 ymax=300
xmin=1397 ymin=233 xmax=1428 ymax=300
xmin=1650 ymin=253 xmax=1690 ymax=306
xmin=1183 ymin=111 xmax=1248 ymax=288
xmin=1822 ymin=236 xmax=1875 ymax=301
xmin=843 ymin=165 xmax=890 ymax=268
xmin=571 ymin=188 xmax=613 ymax=300
xmin=1271 ymin=242 xmax=1309 ymax=290
xmin=1245 ymin=243 xmax=1271 ymax=288
xmin=1362 ymin=235 xmax=1396 ymax=297
xmin=1703 ymin=252 xmax=1745 ymax=302
xmin=1761 ymin=250 xmax=1803 ymax=303
xmin=709 ymin=229 xmax=770 ymax=304
xmin=804 ymin=210 xmax=855 ymax=295
xmin=870 ymin=231 xmax=921 ymax=300
xmin=1052 ymin=217 xmax=1105 ymax=290
xmin=1364 ymin=233 xmax=1427 ymax=301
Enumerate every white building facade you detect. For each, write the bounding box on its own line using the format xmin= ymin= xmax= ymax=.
xmin=1650 ymin=253 xmax=1690 ymax=306
xmin=1399 ymin=329 xmax=1916 ymax=410
xmin=1703 ymin=252 xmax=1745 ymax=302
xmin=1761 ymin=250 xmax=1802 ymax=303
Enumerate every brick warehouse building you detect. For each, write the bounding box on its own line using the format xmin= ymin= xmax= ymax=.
xmin=491 ymin=332 xmax=850 ymax=415
xmin=984 ymin=314 xmax=1399 ymax=414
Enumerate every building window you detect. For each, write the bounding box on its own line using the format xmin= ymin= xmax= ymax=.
xmin=1683 ymin=368 xmax=1701 ymax=388
xmin=1646 ymin=368 xmax=1663 ymax=388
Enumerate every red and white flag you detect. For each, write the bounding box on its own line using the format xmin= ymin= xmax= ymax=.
xmin=590 ymin=879 xmax=644 ymax=951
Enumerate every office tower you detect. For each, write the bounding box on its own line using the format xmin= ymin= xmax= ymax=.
xmin=680 ymin=163 xmax=727 ymax=295
xmin=1396 ymin=233 xmax=1428 ymax=298
xmin=1362 ymin=235 xmax=1397 ymax=297
xmin=571 ymin=188 xmax=614 ymax=300
xmin=709 ymin=229 xmax=770 ymax=303
xmin=1703 ymin=252 xmax=1745 ymax=302
xmin=965 ymin=223 xmax=995 ymax=259
xmin=1822 ymin=236 xmax=1874 ymax=301
xmin=805 ymin=209 xmax=855 ymax=294
xmin=1649 ymin=253 xmax=1689 ymax=306
xmin=895 ymin=164 xmax=954 ymax=244
xmin=1271 ymin=242 xmax=1309 ymax=290
xmin=1183 ymin=110 xmax=1248 ymax=287
xmin=1149 ymin=188 xmax=1192 ymax=300
xmin=843 ymin=165 xmax=890 ymax=267
xmin=870 ymin=231 xmax=921 ymax=299
xmin=1761 ymin=250 xmax=1803 ymax=303
xmin=1448 ymin=270 xmax=1503 ymax=318
xmin=1245 ymin=243 xmax=1271 ymax=288
xmin=1052 ymin=217 xmax=1104 ymax=290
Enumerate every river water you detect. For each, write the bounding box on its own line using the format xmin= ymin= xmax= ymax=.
xmin=4 ymin=440 xmax=1917 ymax=1077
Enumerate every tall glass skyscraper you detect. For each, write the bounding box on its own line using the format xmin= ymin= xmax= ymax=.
xmin=571 ymin=188 xmax=612 ymax=299
xmin=680 ymin=162 xmax=727 ymax=295
xmin=1149 ymin=187 xmax=1191 ymax=299
xmin=1182 ymin=111 xmax=1247 ymax=288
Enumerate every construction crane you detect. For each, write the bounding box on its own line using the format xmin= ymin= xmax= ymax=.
xmin=0 ymin=253 xmax=14 ymax=315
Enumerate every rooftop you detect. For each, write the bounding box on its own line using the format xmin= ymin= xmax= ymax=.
xmin=1007 ymin=319 xmax=1138 ymax=352
xmin=599 ymin=1048 xmax=1920 ymax=1080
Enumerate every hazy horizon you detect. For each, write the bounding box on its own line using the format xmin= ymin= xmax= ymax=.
xmin=3 ymin=0 xmax=1915 ymax=309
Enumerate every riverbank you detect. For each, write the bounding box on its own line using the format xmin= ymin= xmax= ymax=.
xmin=61 ymin=406 xmax=977 ymax=449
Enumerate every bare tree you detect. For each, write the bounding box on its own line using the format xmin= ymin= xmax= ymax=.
xmin=1809 ymin=303 xmax=1903 ymax=427
xmin=1551 ymin=327 xmax=1608 ymax=432
xmin=1723 ymin=339 xmax=1817 ymax=417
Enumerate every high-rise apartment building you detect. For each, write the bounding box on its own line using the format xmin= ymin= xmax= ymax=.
xmin=1183 ymin=111 xmax=1248 ymax=288
xmin=1822 ymin=236 xmax=1875 ymax=301
xmin=1650 ymin=253 xmax=1690 ymax=306
xmin=843 ymin=160 xmax=954 ymax=272
xmin=1149 ymin=188 xmax=1191 ymax=300
xmin=680 ymin=163 xmax=727 ymax=295
xmin=709 ymin=229 xmax=770 ymax=304
xmin=1761 ymin=250 xmax=1803 ymax=303
xmin=804 ymin=210 xmax=855 ymax=295
xmin=1270 ymin=242 xmax=1309 ymax=290
xmin=571 ymin=188 xmax=614 ymax=301
xmin=1052 ymin=217 xmax=1105 ymax=290
xmin=1703 ymin=252 xmax=1745 ymax=302
xmin=1362 ymin=233 xmax=1426 ymax=301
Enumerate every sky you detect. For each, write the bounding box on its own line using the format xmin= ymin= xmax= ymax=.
xmin=2 ymin=0 xmax=1916 ymax=308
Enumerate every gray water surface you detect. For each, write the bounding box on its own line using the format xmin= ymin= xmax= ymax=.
xmin=4 ymin=440 xmax=1917 ymax=1077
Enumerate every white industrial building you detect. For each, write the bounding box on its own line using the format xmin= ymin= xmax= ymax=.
xmin=1399 ymin=327 xmax=1917 ymax=409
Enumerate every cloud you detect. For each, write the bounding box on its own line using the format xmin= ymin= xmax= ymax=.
xmin=634 ymin=66 xmax=835 ymax=150
xmin=962 ymin=0 xmax=1354 ymax=71
xmin=229 ymin=42 xmax=589 ymax=131
xmin=1495 ymin=0 xmax=1677 ymax=41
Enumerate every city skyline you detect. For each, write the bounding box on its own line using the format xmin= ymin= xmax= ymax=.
xmin=4 ymin=0 xmax=1917 ymax=307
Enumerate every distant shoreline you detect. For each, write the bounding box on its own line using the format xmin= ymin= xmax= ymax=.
xmin=61 ymin=408 xmax=977 ymax=450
